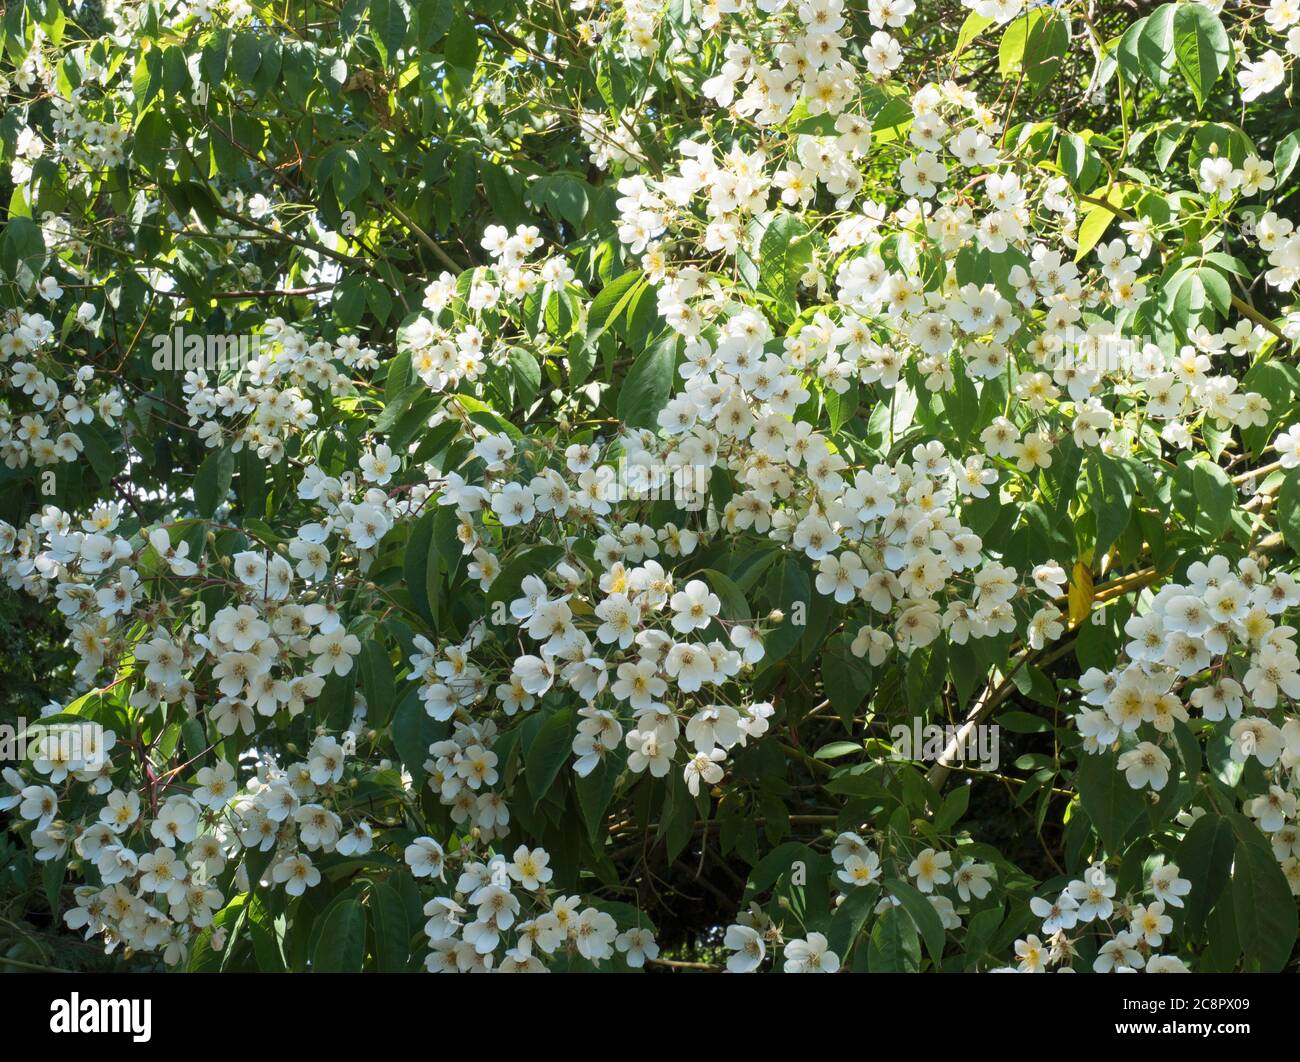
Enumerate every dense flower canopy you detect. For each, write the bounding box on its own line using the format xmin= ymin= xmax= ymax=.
xmin=1 ymin=0 xmax=1299 ymax=973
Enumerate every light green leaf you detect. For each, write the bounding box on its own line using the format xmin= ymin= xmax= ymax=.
xmin=1172 ymin=3 xmax=1229 ymax=109
xmin=757 ymin=212 xmax=812 ymax=322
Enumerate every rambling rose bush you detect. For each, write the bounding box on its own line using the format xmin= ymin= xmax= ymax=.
xmin=1 ymin=0 xmax=1299 ymax=973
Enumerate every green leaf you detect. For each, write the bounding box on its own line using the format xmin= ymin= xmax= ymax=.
xmin=1189 ymin=457 xmax=1233 ymax=538
xmin=1229 ymin=813 xmax=1298 ymax=972
xmin=1115 ymin=14 xmax=1150 ymax=88
xmin=1172 ymin=3 xmax=1229 ymax=109
xmin=311 ymin=895 xmax=366 ymax=972
xmin=757 ymin=212 xmax=812 ymax=322
xmin=1154 ymin=122 xmax=1189 ymax=171
xmin=821 ymin=633 xmax=871 ymax=729
xmin=455 ymin=392 xmax=522 ymax=440
xmin=443 ymin=13 xmax=479 ymax=77
xmin=326 ymin=145 xmax=369 ymax=208
xmin=525 ymin=708 xmax=574 ymax=803
xmin=75 ymin=423 xmax=117 ymax=486
xmin=415 ymin=0 xmax=453 ymax=44
xmin=905 ymin=641 xmax=948 ymax=712
xmin=231 ymin=31 xmax=263 ymax=82
xmin=403 ymin=509 xmax=435 ymax=624
xmin=194 ymin=447 xmax=235 ymax=517
xmin=238 ymin=447 xmax=268 ymax=518
xmin=868 ymin=904 xmax=921 ymax=972
xmin=532 ymin=174 xmax=590 ymax=227
xmin=883 ymin=878 xmax=946 ymax=964
xmin=132 ymin=109 xmax=170 ymax=170
xmin=953 ymin=11 xmax=993 ymax=57
xmin=1176 ymin=811 xmax=1234 ymax=939
xmin=1056 ymin=133 xmax=1092 ymax=184
xmin=587 ymin=271 xmax=643 ymax=340
xmin=996 ymin=710 xmax=1050 ymax=734
xmin=188 ymin=895 xmax=247 ymax=972
xmin=373 ymin=382 xmax=424 ymax=433
xmin=697 ymin=568 xmax=749 ymax=620
xmin=246 ymin=894 xmax=286 ymax=972
xmin=317 ymin=669 xmax=357 ymax=731
xmin=507 ymin=347 xmax=541 ymax=410
xmin=132 ymin=47 xmax=165 ymax=113
xmin=392 ymin=686 xmax=441 ymax=784
xmin=368 ymin=880 xmax=411 ymax=972
xmin=201 ymin=29 xmax=229 ymax=87
xmin=1196 ymin=265 xmax=1232 ymax=319
xmin=1279 ymin=469 xmax=1300 ymax=554
xmin=933 ymin=785 xmax=971 ymax=832
xmin=0 ymin=214 xmax=44 ymax=278
xmin=1274 ymin=130 xmax=1300 ymax=186
xmin=825 ymin=381 xmax=859 ymax=433
xmin=998 ymin=9 xmax=1068 ymax=94
xmin=760 ymin=556 xmax=811 ymax=665
xmin=1075 ymin=200 xmax=1118 ymax=261
xmin=1240 ymin=361 xmax=1298 ymax=458
xmin=1075 ymin=750 xmax=1147 ymax=853
xmin=575 ymin=750 xmax=624 ymax=842
xmin=359 ymin=639 xmax=397 ymax=728
xmin=1089 ymin=453 xmax=1136 ymax=557
xmin=963 ymin=903 xmax=1004 ymax=969
xmin=616 ymin=333 xmax=676 ymax=429
xmin=744 ymin=841 xmax=819 ymax=895
xmin=370 ymin=0 xmax=410 ymax=65
xmin=814 ymin=741 xmax=861 ymax=761
xmin=1136 ymin=4 xmax=1178 ymax=89
xmin=826 ymin=883 xmax=878 ymax=957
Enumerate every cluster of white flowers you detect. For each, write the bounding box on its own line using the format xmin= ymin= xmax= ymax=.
xmin=405 ymin=837 xmax=658 ymax=971
xmin=694 ymin=0 xmax=913 ymax=124
xmin=180 ymin=317 xmax=375 ymax=460
xmin=1008 ymin=861 xmax=1194 ymax=973
xmin=0 ymin=309 xmax=124 ymax=472
xmin=724 ymin=914 xmax=842 ymax=973
xmin=406 ymin=224 xmax=574 ymax=391
xmin=1074 ymin=546 xmax=1300 ymax=891
xmin=0 ymin=706 xmax=652 ymax=968
xmin=719 ymin=832 xmax=996 ymax=971
xmin=614 ymin=108 xmax=1281 ymax=463
xmin=1236 ymin=0 xmax=1300 ymax=101
xmin=0 ymin=733 xmax=367 ymax=963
